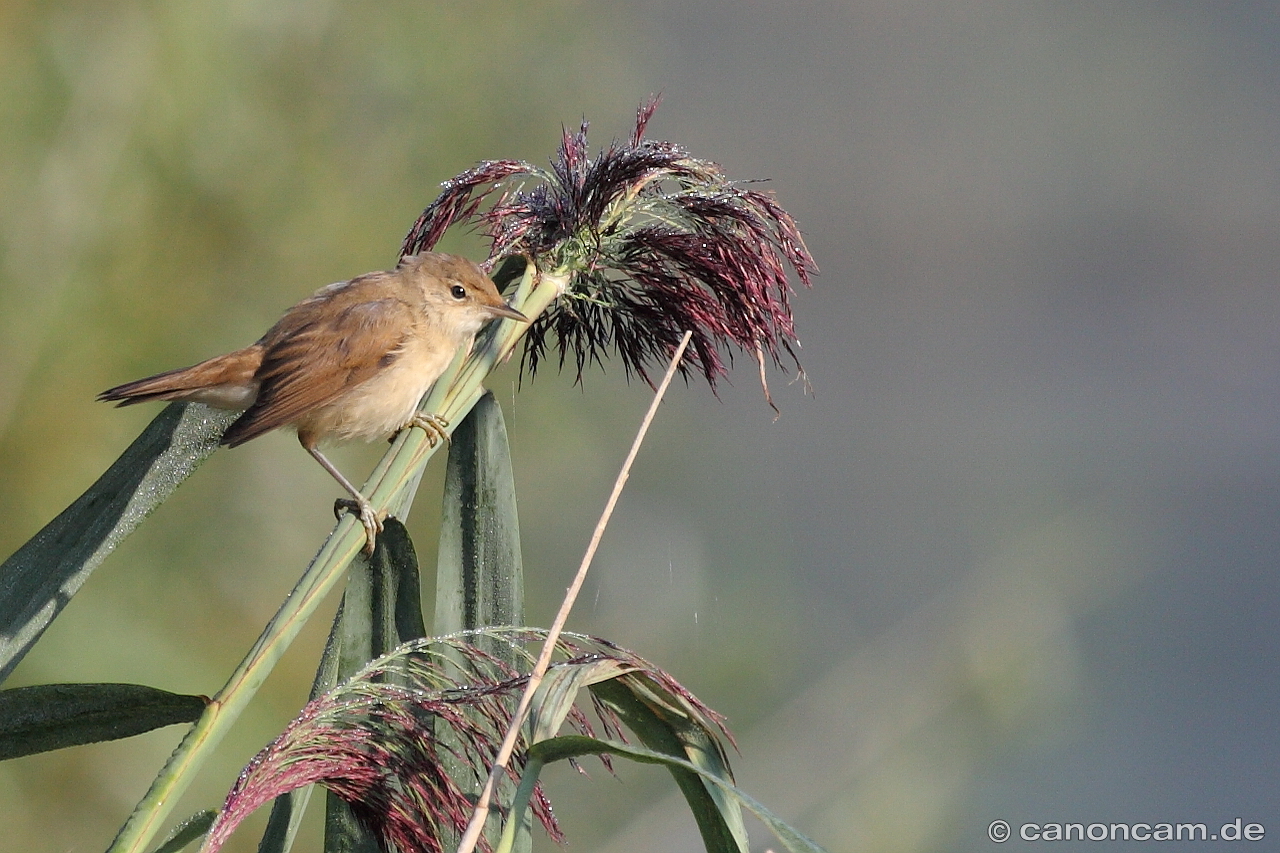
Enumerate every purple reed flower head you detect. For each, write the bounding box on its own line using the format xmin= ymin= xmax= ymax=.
xmin=202 ymin=687 xmax=558 ymax=853
xmin=401 ymin=97 xmax=816 ymax=401
xmin=201 ymin=630 xmax=734 ymax=853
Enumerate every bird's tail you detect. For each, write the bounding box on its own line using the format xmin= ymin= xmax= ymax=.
xmin=98 ymin=347 xmax=262 ymax=410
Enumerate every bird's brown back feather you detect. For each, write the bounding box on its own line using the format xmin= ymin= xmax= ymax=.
xmin=220 ymin=281 xmax=418 ymax=447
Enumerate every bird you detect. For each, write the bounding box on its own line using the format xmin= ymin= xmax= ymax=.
xmin=100 ymin=251 xmax=528 ymax=553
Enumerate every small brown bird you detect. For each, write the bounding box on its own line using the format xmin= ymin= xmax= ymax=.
xmin=100 ymin=251 xmax=527 ymax=552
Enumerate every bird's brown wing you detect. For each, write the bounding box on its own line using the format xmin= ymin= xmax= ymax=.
xmin=221 ymin=292 xmax=417 ymax=447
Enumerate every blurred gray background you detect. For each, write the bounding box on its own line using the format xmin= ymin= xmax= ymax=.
xmin=2 ymin=2 xmax=1278 ymax=851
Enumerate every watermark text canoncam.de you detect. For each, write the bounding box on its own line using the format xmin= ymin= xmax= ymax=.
xmin=987 ymin=818 xmax=1265 ymax=843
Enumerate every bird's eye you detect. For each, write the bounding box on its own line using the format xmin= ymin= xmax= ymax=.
xmin=450 ymin=284 xmax=467 ymax=300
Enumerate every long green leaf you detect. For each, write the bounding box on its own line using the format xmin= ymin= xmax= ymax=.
xmin=591 ymin=678 xmax=748 ymax=853
xmin=500 ymin=648 xmax=730 ymax=852
xmin=0 ymin=683 xmax=206 ymax=760
xmin=333 ymin=518 xmax=428 ymax=675
xmin=528 ymin=657 xmax=636 ymax=743
xmin=434 ymin=392 xmax=527 ymax=852
xmin=530 ymin=735 xmax=828 ymax=853
xmin=0 ymin=403 xmax=235 ymax=684
xmin=434 ymin=390 xmax=524 ymax=640
xmin=498 ymin=658 xmax=638 ymax=853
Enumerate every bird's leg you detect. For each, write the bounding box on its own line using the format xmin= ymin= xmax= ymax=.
xmin=407 ymin=412 xmax=450 ymax=447
xmin=305 ymin=445 xmax=383 ymax=555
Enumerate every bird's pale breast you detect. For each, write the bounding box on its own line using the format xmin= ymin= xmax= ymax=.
xmin=296 ymin=322 xmax=456 ymax=443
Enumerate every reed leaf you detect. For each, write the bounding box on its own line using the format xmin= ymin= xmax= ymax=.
xmin=0 ymin=683 xmax=206 ymax=760
xmin=0 ymin=404 xmax=235 ymax=683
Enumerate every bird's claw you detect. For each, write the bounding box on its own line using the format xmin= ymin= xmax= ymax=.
xmin=408 ymin=413 xmax=450 ymax=447
xmin=334 ymin=497 xmax=385 ymax=555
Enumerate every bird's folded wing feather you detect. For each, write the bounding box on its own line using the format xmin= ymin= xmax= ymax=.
xmin=221 ymin=293 xmax=417 ymax=446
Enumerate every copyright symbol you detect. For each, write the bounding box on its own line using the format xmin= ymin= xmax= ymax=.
xmin=988 ymin=820 xmax=1011 ymax=843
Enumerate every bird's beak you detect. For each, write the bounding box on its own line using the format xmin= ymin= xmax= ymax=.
xmin=488 ymin=303 xmax=529 ymax=322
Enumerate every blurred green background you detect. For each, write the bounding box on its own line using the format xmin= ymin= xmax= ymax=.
xmin=3 ymin=1 xmax=1279 ymax=851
